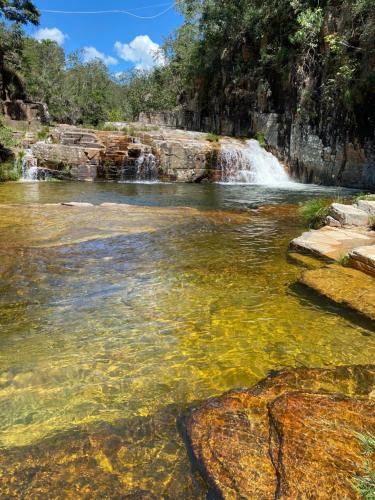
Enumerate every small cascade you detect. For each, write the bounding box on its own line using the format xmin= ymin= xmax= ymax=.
xmin=219 ymin=139 xmax=291 ymax=185
xmin=21 ymin=149 xmax=39 ymax=181
xmin=135 ymin=151 xmax=159 ymax=181
xmin=120 ymin=143 xmax=159 ymax=182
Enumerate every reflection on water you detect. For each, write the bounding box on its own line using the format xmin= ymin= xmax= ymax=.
xmin=0 ymin=183 xmax=373 ymax=497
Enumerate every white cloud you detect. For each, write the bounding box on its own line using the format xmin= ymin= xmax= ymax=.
xmin=82 ymin=46 xmax=118 ymax=66
xmin=114 ymin=35 xmax=166 ymax=71
xmin=34 ymin=27 xmax=67 ymax=46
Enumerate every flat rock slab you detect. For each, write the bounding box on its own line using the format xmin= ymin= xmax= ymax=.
xmin=269 ymin=392 xmax=375 ymax=499
xmin=290 ymin=226 xmax=375 ymax=260
xmin=349 ymin=245 xmax=375 ymax=277
xmin=181 ymin=365 xmax=374 ymax=499
xmin=330 ymin=203 xmax=369 ymax=226
xmin=300 ymin=264 xmax=375 ymax=320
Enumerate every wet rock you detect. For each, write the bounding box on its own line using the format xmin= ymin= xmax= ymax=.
xmin=300 ymin=264 xmax=375 ymax=320
xmin=181 ymin=365 xmax=375 ymax=499
xmin=349 ymin=245 xmax=375 ymax=277
xmin=269 ymin=392 xmax=375 ymax=499
xmin=330 ymin=203 xmax=369 ymax=227
xmin=287 ymin=252 xmax=323 ymax=269
xmin=290 ymin=226 xmax=375 ymax=260
xmin=0 ymin=409 xmax=206 ymax=499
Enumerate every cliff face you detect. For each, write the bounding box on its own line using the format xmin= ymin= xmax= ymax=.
xmin=141 ymin=4 xmax=375 ymax=190
xmin=140 ymin=109 xmax=374 ymax=189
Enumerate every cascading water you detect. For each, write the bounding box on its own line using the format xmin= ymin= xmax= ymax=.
xmin=219 ymin=139 xmax=291 ymax=185
xmin=135 ymin=150 xmax=159 ymax=181
xmin=21 ymin=149 xmax=39 ymax=181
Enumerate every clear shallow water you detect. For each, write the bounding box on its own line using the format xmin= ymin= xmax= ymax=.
xmin=0 ymin=179 xmax=356 ymax=210
xmin=0 ymin=181 xmax=373 ymax=497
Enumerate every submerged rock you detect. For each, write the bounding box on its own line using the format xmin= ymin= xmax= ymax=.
xmin=0 ymin=408 xmax=206 ymax=499
xmin=181 ymin=365 xmax=375 ymax=499
xmin=300 ymin=264 xmax=375 ymax=320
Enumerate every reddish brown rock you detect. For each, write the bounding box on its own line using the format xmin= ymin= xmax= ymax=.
xmin=181 ymin=365 xmax=375 ymax=499
xmin=269 ymin=392 xmax=375 ymax=499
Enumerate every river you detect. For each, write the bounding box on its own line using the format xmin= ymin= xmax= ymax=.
xmin=0 ymin=181 xmax=374 ymax=497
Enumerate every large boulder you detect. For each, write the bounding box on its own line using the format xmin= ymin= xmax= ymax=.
xmin=181 ymin=365 xmax=375 ymax=499
xmin=329 ymin=203 xmax=369 ymax=227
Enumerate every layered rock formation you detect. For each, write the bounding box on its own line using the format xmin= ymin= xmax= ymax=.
xmin=139 ymin=110 xmax=375 ymax=190
xmin=28 ymin=124 xmax=266 ymax=183
xmin=181 ymin=364 xmax=375 ymax=499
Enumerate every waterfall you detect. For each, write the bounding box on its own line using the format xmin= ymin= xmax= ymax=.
xmin=21 ymin=149 xmax=39 ymax=181
xmin=135 ymin=151 xmax=159 ymax=181
xmin=219 ymin=139 xmax=291 ymax=185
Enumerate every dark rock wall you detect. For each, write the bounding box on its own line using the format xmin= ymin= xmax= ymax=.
xmin=139 ymin=108 xmax=375 ymax=190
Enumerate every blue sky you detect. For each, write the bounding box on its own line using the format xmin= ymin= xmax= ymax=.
xmin=26 ymin=1 xmax=183 ymax=72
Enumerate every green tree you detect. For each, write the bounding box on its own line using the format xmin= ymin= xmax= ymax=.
xmin=21 ymin=38 xmax=65 ymax=117
xmin=0 ymin=0 xmax=39 ymax=99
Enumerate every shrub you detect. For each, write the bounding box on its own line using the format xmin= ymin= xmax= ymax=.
xmin=101 ymin=123 xmax=118 ymax=132
xmin=369 ymin=215 xmax=375 ymax=230
xmin=206 ymin=132 xmax=220 ymax=143
xmin=254 ymin=132 xmax=266 ymax=147
xmin=337 ymin=254 xmax=349 ymax=267
xmin=356 ymin=192 xmax=375 ymax=202
xmin=37 ymin=126 xmax=50 ymax=141
xmin=299 ymin=199 xmax=331 ymax=229
xmin=0 ymin=160 xmax=21 ymax=182
xmin=121 ymin=126 xmax=136 ymax=136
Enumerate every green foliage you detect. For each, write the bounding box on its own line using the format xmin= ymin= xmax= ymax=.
xmin=0 ymin=122 xmax=19 ymax=148
xmin=37 ymin=125 xmax=50 ymax=141
xmin=299 ymin=199 xmax=331 ymax=229
xmin=369 ymin=216 xmax=375 ymax=231
xmin=355 ymin=193 xmax=375 ymax=202
xmin=290 ymin=8 xmax=323 ymax=48
xmin=0 ymin=0 xmax=39 ymax=26
xmin=254 ymin=132 xmax=266 ymax=147
xmin=337 ymin=254 xmax=349 ymax=267
xmin=353 ymin=433 xmax=375 ymax=500
xmin=0 ymin=160 xmax=21 ymax=181
xmin=206 ymin=132 xmax=220 ymax=142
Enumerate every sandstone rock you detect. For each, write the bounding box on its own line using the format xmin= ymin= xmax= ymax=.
xmin=356 ymin=200 xmax=375 ymax=216
xmin=181 ymin=365 xmax=375 ymax=499
xmin=349 ymin=245 xmax=375 ymax=277
xmin=330 ymin=203 xmax=369 ymax=226
xmin=326 ymin=215 xmax=341 ymax=227
xmin=300 ymin=264 xmax=375 ymax=320
xmin=290 ymin=226 xmax=375 ymax=260
xmin=269 ymin=392 xmax=375 ymax=499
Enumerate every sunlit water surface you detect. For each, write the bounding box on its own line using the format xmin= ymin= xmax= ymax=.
xmin=0 ymin=181 xmax=374 ymax=497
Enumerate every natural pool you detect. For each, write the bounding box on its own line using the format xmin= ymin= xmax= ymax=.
xmin=0 ymin=181 xmax=374 ymax=497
